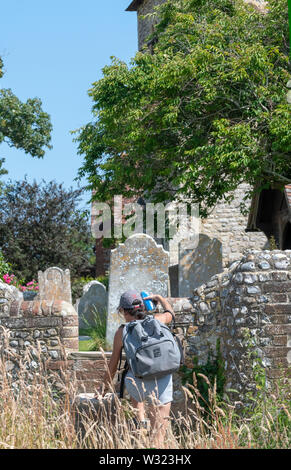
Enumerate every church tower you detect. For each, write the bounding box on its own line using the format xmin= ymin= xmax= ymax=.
xmin=126 ymin=0 xmax=166 ymax=51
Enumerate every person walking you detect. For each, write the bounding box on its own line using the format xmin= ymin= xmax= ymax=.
xmin=98 ymin=290 xmax=176 ymax=448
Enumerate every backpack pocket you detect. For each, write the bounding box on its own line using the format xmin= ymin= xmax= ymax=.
xmin=131 ymin=339 xmax=181 ymax=379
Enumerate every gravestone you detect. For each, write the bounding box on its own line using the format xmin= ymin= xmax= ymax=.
xmin=78 ymin=281 xmax=107 ymax=330
xmin=38 ymin=267 xmax=72 ymax=304
xmin=106 ymin=234 xmax=169 ymax=347
xmin=179 ymin=234 xmax=223 ymax=296
xmin=0 ymin=281 xmax=21 ymax=317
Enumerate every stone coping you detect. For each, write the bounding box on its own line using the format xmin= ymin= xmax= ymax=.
xmin=4 ymin=300 xmax=77 ymax=318
xmin=68 ymin=351 xmax=113 ymax=359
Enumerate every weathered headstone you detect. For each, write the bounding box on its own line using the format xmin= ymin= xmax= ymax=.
xmin=38 ymin=267 xmax=72 ymax=304
xmin=106 ymin=234 xmax=169 ymax=347
xmin=0 ymin=281 xmax=19 ymax=317
xmin=77 ymin=281 xmax=107 ymax=330
xmin=179 ymin=234 xmax=223 ymax=296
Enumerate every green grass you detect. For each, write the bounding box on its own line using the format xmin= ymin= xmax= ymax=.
xmin=78 ymin=308 xmax=109 ymax=352
xmin=79 ymin=339 xmax=95 ymax=352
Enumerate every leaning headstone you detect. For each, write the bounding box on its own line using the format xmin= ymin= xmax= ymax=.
xmin=106 ymin=234 xmax=169 ymax=347
xmin=179 ymin=234 xmax=223 ymax=296
xmin=78 ymin=281 xmax=107 ymax=330
xmin=38 ymin=267 xmax=72 ymax=304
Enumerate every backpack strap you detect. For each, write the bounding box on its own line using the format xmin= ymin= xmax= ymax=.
xmin=118 ymin=324 xmax=129 ymax=399
xmin=118 ymin=324 xmax=125 ymax=372
xmin=173 ymin=333 xmax=185 ymax=365
xmin=119 ymin=363 xmax=129 ymax=399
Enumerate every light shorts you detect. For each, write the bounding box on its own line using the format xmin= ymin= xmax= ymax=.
xmin=124 ymin=369 xmax=173 ymax=405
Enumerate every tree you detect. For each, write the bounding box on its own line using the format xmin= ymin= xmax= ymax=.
xmin=0 ymin=57 xmax=52 ymax=173
xmin=0 ymin=179 xmax=95 ymax=282
xmin=75 ymin=0 xmax=290 ymax=217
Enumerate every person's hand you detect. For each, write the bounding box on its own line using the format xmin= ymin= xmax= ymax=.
xmin=143 ymin=294 xmax=163 ymax=305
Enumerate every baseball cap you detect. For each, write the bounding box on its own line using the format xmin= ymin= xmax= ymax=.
xmin=118 ymin=290 xmax=143 ymax=310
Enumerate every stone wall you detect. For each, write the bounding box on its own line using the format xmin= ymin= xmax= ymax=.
xmin=157 ymin=251 xmax=291 ymax=404
xmin=46 ymin=352 xmax=113 ymax=394
xmin=168 ymin=183 xmax=269 ymax=270
xmin=221 ymin=250 xmax=291 ymax=402
xmin=200 ymin=184 xmax=269 ymax=269
xmin=0 ymin=281 xmax=79 ymax=380
xmin=173 ymin=250 xmax=291 ymax=404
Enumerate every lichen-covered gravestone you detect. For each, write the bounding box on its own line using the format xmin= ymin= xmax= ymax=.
xmin=179 ymin=234 xmax=223 ymax=296
xmin=78 ymin=281 xmax=107 ymax=330
xmin=0 ymin=281 xmax=22 ymax=317
xmin=38 ymin=267 xmax=72 ymax=304
xmin=106 ymin=234 xmax=169 ymax=347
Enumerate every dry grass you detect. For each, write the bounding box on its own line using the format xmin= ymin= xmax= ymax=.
xmin=0 ymin=329 xmax=290 ymax=449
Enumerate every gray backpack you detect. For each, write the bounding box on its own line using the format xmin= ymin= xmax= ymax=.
xmin=122 ymin=315 xmax=182 ymax=380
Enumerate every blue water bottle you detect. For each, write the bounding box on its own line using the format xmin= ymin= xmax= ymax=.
xmin=140 ymin=291 xmax=155 ymax=312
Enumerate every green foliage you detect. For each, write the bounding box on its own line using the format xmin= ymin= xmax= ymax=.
xmin=0 ymin=179 xmax=95 ymax=282
xmin=181 ymin=339 xmax=226 ymax=412
xmin=0 ymin=58 xmax=52 ymax=167
xmin=75 ymin=0 xmax=290 ymax=218
xmin=79 ymin=307 xmax=108 ymax=351
xmin=0 ymin=90 xmax=52 ymax=159
xmin=0 ymin=250 xmax=10 ymax=278
xmin=269 ymin=234 xmax=278 ymax=250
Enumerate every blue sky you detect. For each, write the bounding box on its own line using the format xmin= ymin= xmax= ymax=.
xmin=0 ymin=0 xmax=137 ymax=209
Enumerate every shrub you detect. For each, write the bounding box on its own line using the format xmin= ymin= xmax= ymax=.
xmin=0 ymin=251 xmax=10 ymax=278
xmin=0 ymin=179 xmax=95 ymax=282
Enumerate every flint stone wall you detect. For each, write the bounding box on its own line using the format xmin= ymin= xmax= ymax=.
xmin=156 ymin=250 xmax=291 ymax=403
xmin=172 ymin=250 xmax=291 ymax=404
xmin=221 ymin=250 xmax=291 ymax=401
xmin=1 ymin=248 xmax=290 ymax=407
xmin=0 ymin=281 xmax=79 ymax=380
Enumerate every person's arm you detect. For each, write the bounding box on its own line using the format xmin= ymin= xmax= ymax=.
xmin=144 ymin=294 xmax=175 ymax=325
xmin=96 ymin=327 xmax=123 ymax=396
